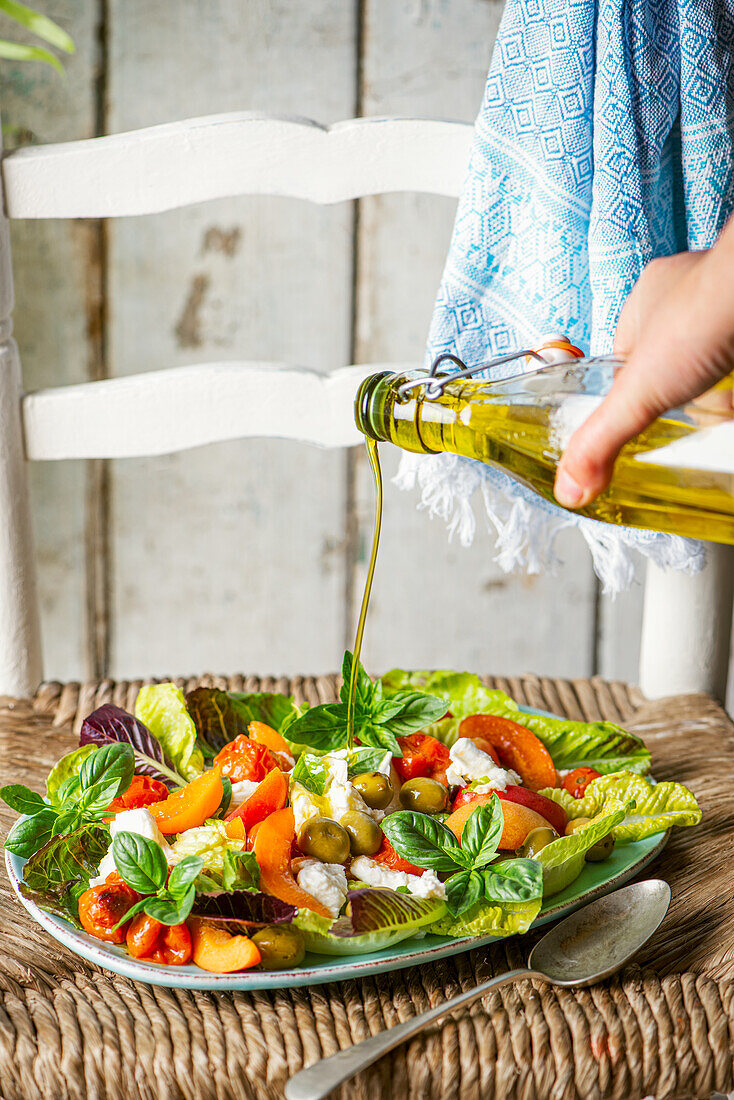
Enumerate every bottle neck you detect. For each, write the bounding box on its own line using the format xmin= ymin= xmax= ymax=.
xmin=354 ymin=371 xmax=393 ymax=440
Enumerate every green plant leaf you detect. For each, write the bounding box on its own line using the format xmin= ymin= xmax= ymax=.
xmin=429 ymin=895 xmax=542 ymax=938
xmin=291 ymin=753 xmax=328 ymax=796
xmin=460 ymin=797 xmax=504 ymax=868
xmin=372 ymin=691 xmax=447 ymax=738
xmin=20 ymin=823 xmax=109 ymax=925
xmin=221 ymin=848 xmax=260 ymax=892
xmin=282 ymin=703 xmax=350 ymax=752
xmin=481 ymin=858 xmax=543 ymax=904
xmin=217 ymin=776 xmax=232 ymax=817
xmin=144 ymin=887 xmax=195 ymax=926
xmin=185 ymin=687 xmax=249 ymax=755
xmin=228 ymin=691 xmax=302 ymax=734
xmin=352 ymin=718 xmax=401 ymax=757
xmin=5 ymin=807 xmax=57 ymax=856
xmin=80 ymin=742 xmax=134 ymax=798
xmin=382 ymin=810 xmax=468 ymax=872
xmin=445 ymin=870 xmax=483 ymax=916
xmin=0 ymin=38 xmax=62 ymax=71
xmin=0 ymin=784 xmax=47 ymax=816
xmin=341 ymin=651 xmax=376 ymax=711
xmin=135 ymin=683 xmax=204 ymax=781
xmin=54 ymin=775 xmax=82 ymax=805
xmin=346 ymin=747 xmax=392 ymax=778
xmin=0 ymin=0 xmax=74 ymax=52
xmin=167 ymin=855 xmax=204 ymax=901
xmin=112 ymin=831 xmax=168 ymax=895
xmin=45 ymin=745 xmax=95 ymax=804
xmin=539 ymin=772 xmax=701 ymax=842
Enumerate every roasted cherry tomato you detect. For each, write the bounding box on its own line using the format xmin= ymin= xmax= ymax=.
xmin=161 ymin=922 xmax=193 ymax=965
xmin=393 ymin=733 xmax=450 ymax=785
xmin=214 ymin=735 xmax=280 ymax=783
xmin=78 ymin=876 xmax=138 ymax=944
xmin=126 ymin=913 xmax=163 ymax=958
xmin=561 ymin=767 xmax=601 ymax=799
xmin=372 ymin=834 xmax=425 ymax=877
xmin=108 ymin=774 xmax=169 ymax=813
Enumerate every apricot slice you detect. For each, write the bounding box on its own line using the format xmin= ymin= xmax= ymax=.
xmin=189 ymin=919 xmax=261 ymax=973
xmin=254 ymin=807 xmax=331 ymax=919
xmin=445 ymin=794 xmax=551 ymax=850
xmin=248 ymin=721 xmax=293 ymax=765
xmin=150 ymin=767 xmax=224 ymax=836
xmin=459 ymin=715 xmax=557 ymax=791
xmin=228 ymin=767 xmax=288 ymax=832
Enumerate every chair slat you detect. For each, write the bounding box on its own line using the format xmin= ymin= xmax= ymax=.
xmin=22 ymin=361 xmax=417 ymax=459
xmin=3 ymin=114 xmax=473 ymax=218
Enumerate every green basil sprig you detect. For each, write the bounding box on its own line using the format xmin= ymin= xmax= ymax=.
xmin=291 ymin=745 xmax=392 ymax=797
xmin=285 ymin=651 xmax=446 ymax=755
xmin=2 ymin=743 xmax=135 ymax=858
xmin=382 ymin=796 xmax=544 ymax=917
xmin=112 ymin=831 xmax=203 ymax=927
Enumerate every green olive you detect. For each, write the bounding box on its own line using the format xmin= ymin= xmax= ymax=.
xmin=398 ymin=777 xmax=449 ymax=815
xmin=251 ymin=924 xmax=306 ymax=970
xmin=516 ymin=826 xmax=559 ymax=859
xmin=584 ymin=833 xmax=615 ymax=862
xmin=298 ymin=817 xmax=350 ymax=863
xmin=352 ymin=771 xmax=394 ymax=810
xmin=340 ymin=810 xmax=382 ymax=856
xmin=565 ymin=816 xmax=592 ymax=836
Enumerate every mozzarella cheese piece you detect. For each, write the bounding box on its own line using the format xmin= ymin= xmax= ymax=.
xmin=90 ymin=807 xmax=172 ymax=886
xmin=350 ymin=856 xmax=446 ymax=900
xmin=296 ymin=859 xmax=349 ymax=918
xmin=446 ymin=738 xmax=520 ymax=790
xmin=229 ymin=778 xmax=260 ymax=812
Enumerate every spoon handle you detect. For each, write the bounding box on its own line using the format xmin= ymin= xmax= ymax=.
xmin=284 ymin=968 xmax=543 ymax=1100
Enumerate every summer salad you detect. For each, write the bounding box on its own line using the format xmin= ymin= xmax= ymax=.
xmin=1 ymin=657 xmax=701 ymax=973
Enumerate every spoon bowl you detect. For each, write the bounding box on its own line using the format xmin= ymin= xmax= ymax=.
xmin=285 ymin=879 xmax=671 ymax=1100
xmin=529 ymin=877 xmax=671 ymax=985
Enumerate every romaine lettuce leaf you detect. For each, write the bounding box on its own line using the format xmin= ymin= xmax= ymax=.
xmin=382 ymin=669 xmax=516 ymax=720
xmin=46 ymin=745 xmax=96 ymax=804
xmin=21 ymin=822 xmax=109 ymax=926
xmin=535 ymin=804 xmax=629 ymax=894
xmin=185 ymin=688 xmax=249 ymax=754
xmin=294 ymin=887 xmax=446 ymax=955
xmin=134 ymin=684 xmax=204 ymax=781
xmin=229 ymin=691 xmax=302 ymax=733
xmin=539 ymin=772 xmax=701 ymax=843
xmin=168 ymin=821 xmax=243 ymax=875
xmin=428 ymin=896 xmax=542 ymax=938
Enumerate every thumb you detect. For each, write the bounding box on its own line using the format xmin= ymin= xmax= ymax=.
xmin=553 ymin=374 xmax=663 ymax=508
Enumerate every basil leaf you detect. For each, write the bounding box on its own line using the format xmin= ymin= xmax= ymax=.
xmin=461 ymin=797 xmax=503 ymax=868
xmin=52 ymin=808 xmax=82 ymax=836
xmin=481 ymin=859 xmax=543 ymax=904
xmin=80 ymin=742 xmax=134 ymax=799
xmin=167 ymin=856 xmax=204 ymax=901
xmin=346 ymin=747 xmax=391 ymax=778
xmin=77 ymin=776 xmax=124 ymax=814
xmin=55 ymin=776 xmax=82 ymax=805
xmin=283 ymin=703 xmax=350 ymax=751
xmin=0 ymin=784 xmax=47 ymax=816
xmin=341 ymin=651 xmax=377 ymax=712
xmin=382 ymin=811 xmax=468 ymax=872
xmin=21 ymin=823 xmax=109 ymax=924
xmin=221 ymin=848 xmax=260 ymax=892
xmin=5 ymin=807 xmax=58 ymax=857
xmin=291 ymin=753 xmax=327 ymax=796
xmin=112 ymin=831 xmax=168 ymax=894
xmin=445 ymin=870 xmax=484 ymax=917
xmin=144 ymin=887 xmax=195 ymax=925
xmin=373 ymin=691 xmax=447 ymax=737
xmin=111 ymin=896 xmax=148 ymax=931
xmin=354 ymin=720 xmax=401 ymax=757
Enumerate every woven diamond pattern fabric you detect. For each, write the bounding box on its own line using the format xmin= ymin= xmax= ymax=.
xmin=399 ymin=0 xmax=734 ymax=591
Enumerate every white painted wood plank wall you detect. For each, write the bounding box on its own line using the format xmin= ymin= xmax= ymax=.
xmin=0 ymin=0 xmax=703 ymax=694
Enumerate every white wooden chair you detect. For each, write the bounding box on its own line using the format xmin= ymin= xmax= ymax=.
xmin=0 ymin=112 xmax=730 ymax=701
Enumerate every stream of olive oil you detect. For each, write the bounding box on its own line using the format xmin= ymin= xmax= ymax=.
xmin=346 ymin=438 xmax=383 ymax=748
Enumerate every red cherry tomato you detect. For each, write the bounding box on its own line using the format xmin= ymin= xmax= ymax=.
xmin=561 ymin=767 xmax=601 ymax=799
xmin=372 ymin=835 xmax=425 ymax=877
xmin=214 ymin=735 xmax=280 ymax=783
xmin=126 ymin=913 xmax=163 ymax=958
xmin=393 ymin=733 xmax=450 ymax=785
xmin=161 ymin=922 xmax=193 ymax=966
xmin=78 ymin=876 xmax=138 ymax=944
xmin=108 ymin=774 xmax=169 ymax=813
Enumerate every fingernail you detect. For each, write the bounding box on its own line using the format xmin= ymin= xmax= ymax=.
xmin=554 ymin=469 xmax=585 ymax=508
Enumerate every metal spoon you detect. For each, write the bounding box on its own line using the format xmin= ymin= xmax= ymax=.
xmin=285 ymin=878 xmax=671 ymax=1100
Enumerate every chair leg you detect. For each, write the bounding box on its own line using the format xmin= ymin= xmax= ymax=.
xmin=0 ymin=338 xmax=42 ymax=697
xmin=639 ymin=543 xmax=734 ymax=701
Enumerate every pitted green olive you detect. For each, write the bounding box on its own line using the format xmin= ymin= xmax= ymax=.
xmin=298 ymin=817 xmax=350 ymax=863
xmin=251 ymin=924 xmax=306 ymax=970
xmin=516 ymin=826 xmax=559 ymax=859
xmin=398 ymin=777 xmax=449 ymax=815
xmin=584 ymin=833 xmax=615 ymax=862
xmin=340 ymin=810 xmax=382 ymax=856
xmin=352 ymin=771 xmax=394 ymax=810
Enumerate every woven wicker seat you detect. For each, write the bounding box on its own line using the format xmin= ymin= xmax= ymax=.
xmin=0 ymin=672 xmax=732 ymax=1100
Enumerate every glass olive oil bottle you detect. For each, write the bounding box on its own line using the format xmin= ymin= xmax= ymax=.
xmin=355 ymin=357 xmax=734 ymax=543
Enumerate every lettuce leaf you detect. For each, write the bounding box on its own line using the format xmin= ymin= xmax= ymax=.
xmin=539 ymin=772 xmax=701 ymax=843
xmin=134 ymin=684 xmax=204 ymax=781
xmin=294 ymin=887 xmax=446 ymax=955
xmin=191 ymin=890 xmax=294 ymax=931
xmin=229 ymin=691 xmax=302 ymax=733
xmin=535 ymin=804 xmax=629 ymax=895
xmin=80 ymin=703 xmax=184 ymax=789
xmin=185 ymin=688 xmax=249 ymax=754
xmin=428 ymin=896 xmax=542 ymax=938
xmin=46 ymin=745 xmax=96 ymax=803
xmin=21 ymin=822 xmax=109 ymax=925
xmin=382 ymin=669 xmax=516 ymax=720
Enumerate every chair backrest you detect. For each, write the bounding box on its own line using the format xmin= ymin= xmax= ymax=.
xmin=0 ymin=113 xmax=473 ymax=695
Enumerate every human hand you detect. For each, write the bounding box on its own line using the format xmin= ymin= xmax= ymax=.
xmin=553 ymin=223 xmax=734 ymax=509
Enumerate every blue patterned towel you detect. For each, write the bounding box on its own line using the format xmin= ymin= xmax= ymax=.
xmin=397 ymin=0 xmax=734 ymax=592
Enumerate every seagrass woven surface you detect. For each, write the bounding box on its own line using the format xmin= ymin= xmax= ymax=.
xmin=0 ymin=672 xmax=732 ymax=1100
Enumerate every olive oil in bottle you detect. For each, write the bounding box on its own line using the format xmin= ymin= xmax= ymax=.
xmin=355 ymin=357 xmax=734 ymax=544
